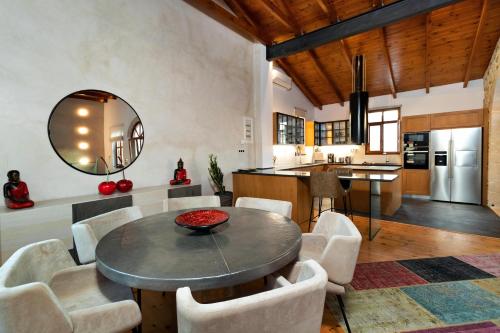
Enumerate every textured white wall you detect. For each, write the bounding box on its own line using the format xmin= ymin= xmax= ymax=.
xmin=0 ymin=1 xmax=256 ymax=205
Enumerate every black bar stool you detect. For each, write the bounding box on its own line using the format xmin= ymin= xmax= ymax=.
xmin=308 ymin=171 xmax=342 ymax=232
xmin=335 ymin=168 xmax=354 ymax=219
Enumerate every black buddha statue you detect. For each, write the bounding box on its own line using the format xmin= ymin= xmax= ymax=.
xmin=3 ymin=170 xmax=35 ymax=209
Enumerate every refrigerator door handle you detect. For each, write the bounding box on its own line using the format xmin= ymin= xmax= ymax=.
xmin=448 ymin=140 xmax=452 ymax=178
xmin=449 ymin=139 xmax=455 ymax=178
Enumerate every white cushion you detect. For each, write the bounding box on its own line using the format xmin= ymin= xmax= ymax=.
xmin=163 ymin=195 xmax=221 ymax=212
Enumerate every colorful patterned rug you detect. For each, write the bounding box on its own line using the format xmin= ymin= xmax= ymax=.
xmin=326 ymin=254 xmax=500 ymax=333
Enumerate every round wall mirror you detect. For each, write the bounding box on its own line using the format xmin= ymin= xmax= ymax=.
xmin=48 ymin=90 xmax=144 ymax=175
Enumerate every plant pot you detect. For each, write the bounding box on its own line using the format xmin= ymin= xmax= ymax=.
xmin=215 ymin=191 xmax=233 ymax=207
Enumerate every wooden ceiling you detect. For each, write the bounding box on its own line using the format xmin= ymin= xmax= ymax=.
xmin=186 ymin=0 xmax=500 ymax=107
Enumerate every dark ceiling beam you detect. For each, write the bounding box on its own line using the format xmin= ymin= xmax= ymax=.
xmin=183 ymin=0 xmax=262 ymax=43
xmin=276 ymin=58 xmax=323 ymax=109
xmin=463 ymin=0 xmax=488 ymax=88
xmin=425 ymin=13 xmax=432 ymax=93
xmin=266 ymin=0 xmax=464 ymax=60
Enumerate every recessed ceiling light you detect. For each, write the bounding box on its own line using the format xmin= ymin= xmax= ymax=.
xmin=77 ymin=126 xmax=89 ymax=135
xmin=79 ymin=157 xmax=90 ymax=165
xmin=78 ymin=142 xmax=89 ymax=150
xmin=77 ymin=108 xmax=89 ymax=117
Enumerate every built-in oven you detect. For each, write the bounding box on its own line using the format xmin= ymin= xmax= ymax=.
xmin=404 ymin=151 xmax=429 ymax=169
xmin=403 ymin=132 xmax=429 ymax=151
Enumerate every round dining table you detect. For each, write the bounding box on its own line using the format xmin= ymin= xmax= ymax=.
xmin=95 ymin=207 xmax=302 ymax=292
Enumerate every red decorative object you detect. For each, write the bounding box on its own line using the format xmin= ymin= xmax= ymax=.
xmin=117 ymin=170 xmax=133 ymax=193
xmin=116 ymin=179 xmax=133 ymax=192
xmin=3 ymin=170 xmax=35 ymax=209
xmin=98 ymin=181 xmax=116 ymax=195
xmin=170 ymin=158 xmax=191 ymax=185
xmin=175 ymin=209 xmax=229 ymax=231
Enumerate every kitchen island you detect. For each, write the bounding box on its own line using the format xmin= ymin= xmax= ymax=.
xmin=232 ymin=163 xmax=402 ymax=239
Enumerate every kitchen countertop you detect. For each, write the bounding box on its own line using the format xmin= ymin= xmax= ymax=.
xmin=233 ymin=164 xmax=400 ymax=181
xmin=234 ymin=162 xmax=402 ymax=176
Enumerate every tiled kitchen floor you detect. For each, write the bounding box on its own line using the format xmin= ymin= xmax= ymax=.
xmin=386 ymin=198 xmax=500 ymax=238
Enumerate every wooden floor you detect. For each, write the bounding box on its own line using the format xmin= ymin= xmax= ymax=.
xmin=139 ymin=215 xmax=500 ymax=333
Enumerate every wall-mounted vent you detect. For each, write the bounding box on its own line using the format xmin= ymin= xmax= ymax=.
xmin=272 ymin=68 xmax=292 ymax=90
xmin=294 ymin=107 xmax=307 ymax=118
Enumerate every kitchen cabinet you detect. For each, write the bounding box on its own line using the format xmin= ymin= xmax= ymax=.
xmin=430 ymin=109 xmax=483 ymax=129
xmin=273 ymin=112 xmax=305 ymax=145
xmin=403 ymin=169 xmax=430 ymax=195
xmin=314 ymin=120 xmax=349 ymax=145
xmin=402 ymin=114 xmax=430 ymax=133
xmin=305 ymin=121 xmax=315 ymax=146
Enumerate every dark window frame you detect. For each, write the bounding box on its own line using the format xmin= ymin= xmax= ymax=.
xmin=365 ymin=106 xmax=401 ymax=155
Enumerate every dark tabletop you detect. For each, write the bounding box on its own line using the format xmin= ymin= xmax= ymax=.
xmin=95 ymin=207 xmax=302 ymax=292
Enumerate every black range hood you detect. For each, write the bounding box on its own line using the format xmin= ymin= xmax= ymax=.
xmin=350 ymin=55 xmax=369 ymax=145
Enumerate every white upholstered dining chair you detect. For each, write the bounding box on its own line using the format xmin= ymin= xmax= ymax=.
xmin=163 ymin=195 xmax=221 ymax=212
xmin=235 ymin=197 xmax=292 ymax=218
xmin=0 ymin=239 xmax=141 ymax=333
xmin=299 ymin=211 xmax=362 ymax=333
xmin=72 ymin=206 xmax=143 ymax=264
xmin=176 ymin=259 xmax=327 ymax=333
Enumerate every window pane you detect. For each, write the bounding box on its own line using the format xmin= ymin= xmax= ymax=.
xmin=383 ymin=122 xmax=398 ymax=152
xmin=383 ymin=109 xmax=399 ymax=121
xmin=369 ymin=125 xmax=381 ymax=151
xmin=368 ymin=112 xmax=383 ymax=123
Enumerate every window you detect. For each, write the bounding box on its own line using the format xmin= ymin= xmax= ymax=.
xmin=129 ymin=121 xmax=144 ymax=160
xmin=113 ymin=140 xmax=124 ymax=168
xmin=366 ymin=107 xmax=400 ymax=154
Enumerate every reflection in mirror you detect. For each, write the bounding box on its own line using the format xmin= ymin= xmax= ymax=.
xmin=48 ymin=90 xmax=144 ymax=175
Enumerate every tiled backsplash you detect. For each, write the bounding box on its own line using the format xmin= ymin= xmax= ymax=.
xmin=273 ymin=144 xmax=402 ymax=168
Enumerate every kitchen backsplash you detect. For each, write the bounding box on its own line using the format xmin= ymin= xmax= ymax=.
xmin=272 ymin=144 xmax=402 ymax=167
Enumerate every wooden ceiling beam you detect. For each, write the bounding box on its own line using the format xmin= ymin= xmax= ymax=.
xmin=224 ymin=0 xmax=256 ymax=28
xmin=372 ymin=1 xmax=397 ymax=98
xmin=183 ymin=0 xmax=262 ymax=43
xmin=315 ymin=0 xmax=352 ymax=71
xmin=272 ymin=0 xmax=344 ymax=106
xmin=379 ymin=28 xmax=397 ymax=98
xmin=261 ymin=0 xmax=301 ymax=34
xmin=275 ymin=58 xmax=323 ymax=109
xmin=463 ymin=0 xmax=488 ymax=88
xmin=425 ymin=13 xmax=432 ymax=93
xmin=266 ymin=0 xmax=463 ymax=60
xmin=308 ymin=50 xmax=345 ymax=106
xmin=315 ymin=0 xmax=338 ymax=23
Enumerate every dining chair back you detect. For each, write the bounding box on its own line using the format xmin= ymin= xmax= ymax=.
xmin=0 ymin=239 xmax=141 ymax=333
xmin=176 ymin=260 xmax=327 ymax=333
xmin=72 ymin=206 xmax=143 ymax=264
xmin=300 ymin=212 xmax=362 ymax=333
xmin=235 ymin=197 xmax=292 ymax=218
xmin=163 ymin=195 xmax=221 ymax=212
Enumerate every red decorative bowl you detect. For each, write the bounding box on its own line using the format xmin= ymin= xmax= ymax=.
xmin=175 ymin=209 xmax=230 ymax=231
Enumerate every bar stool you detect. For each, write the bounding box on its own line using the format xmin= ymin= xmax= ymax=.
xmin=308 ymin=171 xmax=342 ymax=232
xmin=335 ymin=168 xmax=354 ymax=219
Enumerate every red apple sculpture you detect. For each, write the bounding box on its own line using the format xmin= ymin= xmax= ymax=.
xmin=98 ymin=181 xmax=116 ymax=195
xmin=98 ymin=157 xmax=116 ymax=195
xmin=117 ymin=171 xmax=133 ymax=192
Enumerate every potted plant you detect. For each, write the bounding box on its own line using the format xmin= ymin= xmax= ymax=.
xmin=208 ymin=154 xmax=233 ymax=206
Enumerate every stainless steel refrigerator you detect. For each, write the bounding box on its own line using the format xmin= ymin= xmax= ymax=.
xmin=430 ymin=127 xmax=482 ymax=204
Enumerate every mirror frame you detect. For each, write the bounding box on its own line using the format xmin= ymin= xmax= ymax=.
xmin=47 ymin=89 xmax=145 ymax=176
